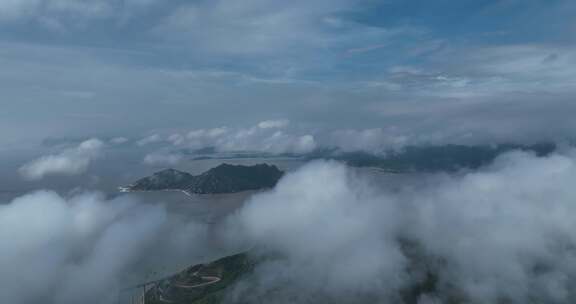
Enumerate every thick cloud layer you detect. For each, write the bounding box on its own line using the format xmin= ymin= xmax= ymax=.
xmin=225 ymin=162 xmax=407 ymax=303
xmin=406 ymin=151 xmax=576 ymax=303
xmin=6 ymin=149 xmax=576 ymax=304
xmin=224 ymin=151 xmax=576 ymax=303
xmin=0 ymin=190 xmax=209 ymax=304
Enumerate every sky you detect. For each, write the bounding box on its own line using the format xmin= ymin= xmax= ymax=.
xmin=2 ymin=0 xmax=576 ymax=149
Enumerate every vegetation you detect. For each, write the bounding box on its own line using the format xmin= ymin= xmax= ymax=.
xmin=123 ymin=164 xmax=284 ymax=194
xmin=323 ymin=143 xmax=557 ymax=172
xmin=144 ymin=253 xmax=255 ymax=304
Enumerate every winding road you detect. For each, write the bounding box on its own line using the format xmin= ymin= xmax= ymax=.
xmin=156 ymin=269 xmax=223 ymax=303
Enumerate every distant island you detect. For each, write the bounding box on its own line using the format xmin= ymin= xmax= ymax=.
xmin=119 ymin=163 xmax=284 ymax=195
xmin=308 ymin=143 xmax=557 ymax=173
xmin=177 ymin=143 xmax=558 ymax=173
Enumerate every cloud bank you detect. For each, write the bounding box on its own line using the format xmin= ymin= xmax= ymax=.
xmin=7 ymin=146 xmax=576 ymax=304
xmin=0 ymin=190 xmax=210 ymax=304
xmin=223 ymin=150 xmax=576 ymax=303
xmin=19 ymin=138 xmax=104 ymax=180
xmin=0 ymin=190 xmax=163 ymax=304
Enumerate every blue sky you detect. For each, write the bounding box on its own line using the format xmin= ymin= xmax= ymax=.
xmin=1 ymin=0 xmax=575 ymax=148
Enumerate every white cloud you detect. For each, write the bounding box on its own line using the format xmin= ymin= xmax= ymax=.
xmin=403 ymin=150 xmax=576 ymax=303
xmin=223 ymin=150 xmax=576 ymax=302
xmin=130 ymin=116 xmax=571 ymax=159
xmin=143 ymin=152 xmax=183 ymax=166
xmin=19 ymin=138 xmax=104 ymax=180
xmin=153 ymin=0 xmax=398 ymax=58
xmin=7 ymin=148 xmax=576 ymax=303
xmin=227 ymin=161 xmax=406 ymax=301
xmin=327 ymin=128 xmax=410 ymax=153
xmin=0 ymin=190 xmax=209 ymax=304
xmin=0 ymin=190 xmax=162 ymax=304
xmin=159 ymin=120 xmax=317 ymax=154
xmin=136 ymin=134 xmax=162 ymax=146
xmin=384 ymin=45 xmax=576 ymax=100
xmin=257 ymin=119 xmax=290 ymax=129
xmin=0 ymin=2 xmax=574 ymax=150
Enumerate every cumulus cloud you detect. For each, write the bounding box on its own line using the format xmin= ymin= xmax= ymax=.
xmin=7 ymin=147 xmax=576 ymax=303
xmin=221 ymin=150 xmax=576 ymax=303
xmin=0 ymin=190 xmax=210 ymax=304
xmin=141 ymin=120 xmax=317 ymax=155
xmin=129 ymin=116 xmax=571 ymax=162
xmin=134 ymin=118 xmax=561 ymax=161
xmin=404 ymin=151 xmax=576 ymax=303
xmin=19 ymin=138 xmax=104 ymax=180
xmin=225 ymin=161 xmax=407 ymax=302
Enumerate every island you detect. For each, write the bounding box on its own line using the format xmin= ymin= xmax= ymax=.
xmin=141 ymin=252 xmax=254 ymax=304
xmin=119 ymin=163 xmax=284 ymax=195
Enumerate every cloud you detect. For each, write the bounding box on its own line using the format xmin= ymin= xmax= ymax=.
xmin=226 ymin=161 xmax=407 ymax=302
xmin=109 ymin=137 xmax=128 ymax=145
xmin=257 ymin=119 xmax=290 ymax=129
xmin=359 ymin=44 xmax=576 ymax=103
xmin=0 ymin=189 xmax=210 ymax=304
xmin=326 ymin=128 xmax=411 ymax=153
xmin=188 ymin=121 xmax=316 ymax=154
xmin=0 ymin=0 xmax=161 ymax=27
xmin=7 ymin=147 xmax=576 ymax=303
xmin=403 ymin=150 xmax=576 ymax=303
xmin=0 ymin=0 xmax=397 ymax=61
xmin=426 ymin=45 xmax=576 ymax=97
xmin=154 ymin=0 xmax=374 ymax=56
xmin=143 ymin=151 xmax=183 ymax=166
xmin=1 ymin=1 xmax=575 ymax=151
xmin=3 ymin=38 xmax=576 ymax=149
xmin=19 ymin=138 xmax=104 ymax=180
xmin=142 ymin=120 xmax=317 ymax=155
xmin=136 ymin=134 xmax=162 ymax=147
xmin=131 ymin=116 xmax=569 ymax=160
xmin=221 ymin=150 xmax=576 ymax=303
xmin=0 ymin=190 xmax=162 ymax=304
